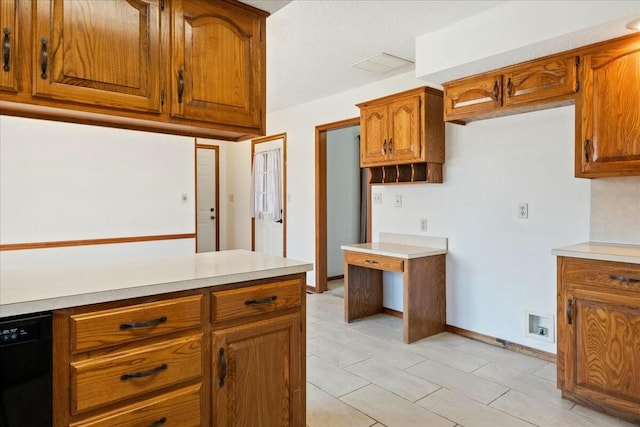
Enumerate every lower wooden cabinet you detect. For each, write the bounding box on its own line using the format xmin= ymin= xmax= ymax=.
xmin=557 ymin=257 xmax=640 ymax=423
xmin=212 ymin=313 xmax=303 ymax=426
xmin=53 ymin=274 xmax=306 ymax=426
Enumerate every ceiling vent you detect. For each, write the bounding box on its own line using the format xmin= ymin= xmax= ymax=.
xmin=353 ymin=53 xmax=414 ymax=74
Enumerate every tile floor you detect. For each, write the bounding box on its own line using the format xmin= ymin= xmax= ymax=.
xmin=305 ymin=290 xmax=635 ymax=427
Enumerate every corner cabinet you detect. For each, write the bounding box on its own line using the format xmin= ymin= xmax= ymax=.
xmin=171 ymin=0 xmax=265 ymax=134
xmin=358 ymin=87 xmax=445 ymax=183
xmin=0 ymin=0 xmax=267 ymax=140
xmin=576 ymin=36 xmax=640 ymax=178
xmin=557 ymin=257 xmax=640 ymax=424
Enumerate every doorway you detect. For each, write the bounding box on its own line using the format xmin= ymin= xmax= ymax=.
xmin=251 ymin=133 xmax=287 ymax=257
xmin=315 ymin=117 xmax=369 ymax=293
xmin=195 ymin=144 xmax=220 ymax=252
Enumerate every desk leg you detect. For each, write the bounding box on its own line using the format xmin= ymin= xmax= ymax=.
xmin=404 ymin=255 xmax=446 ymax=343
xmin=344 ymin=263 xmax=383 ymax=323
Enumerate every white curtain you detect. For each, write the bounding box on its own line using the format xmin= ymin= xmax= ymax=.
xmin=250 ymin=148 xmax=282 ymax=221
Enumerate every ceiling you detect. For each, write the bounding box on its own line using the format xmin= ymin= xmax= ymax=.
xmin=241 ymin=0 xmax=637 ymax=113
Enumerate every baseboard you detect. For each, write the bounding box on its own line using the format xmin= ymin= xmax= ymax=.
xmin=382 ymin=307 xmax=403 ymax=319
xmin=327 ymin=274 xmax=344 ymax=281
xmin=306 ymin=285 xmax=319 ymax=294
xmin=446 ymin=325 xmax=556 ymax=363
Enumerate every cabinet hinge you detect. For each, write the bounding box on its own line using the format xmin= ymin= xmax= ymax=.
xmin=161 ymin=89 xmax=165 ymax=105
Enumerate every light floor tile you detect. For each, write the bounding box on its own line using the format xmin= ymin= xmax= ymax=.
xmin=307 ymin=336 xmax=369 ymax=368
xmin=491 ymin=389 xmax=622 ymax=427
xmin=407 ymin=359 xmax=508 ymax=404
xmin=454 ymin=340 xmax=547 ymax=373
xmin=348 ymin=317 xmax=406 ymax=346
xmin=307 ymin=314 xmax=323 ymax=324
xmin=418 ymin=332 xmax=472 ymax=348
xmin=307 ymin=355 xmax=370 ymax=397
xmin=307 ymin=383 xmax=376 ymax=427
xmin=473 ymin=362 xmax=573 ymax=410
xmin=341 ymin=384 xmax=455 ymax=427
xmin=345 ymin=359 xmax=441 ymax=402
xmin=417 ymin=387 xmax=535 ymax=427
xmin=532 ymin=361 xmax=557 ymax=382
xmin=345 ymin=335 xmax=425 ymax=369
xmin=308 ymin=320 xmax=364 ymax=345
xmin=570 ymin=402 xmax=638 ymax=427
xmin=408 ymin=341 xmax=490 ymax=372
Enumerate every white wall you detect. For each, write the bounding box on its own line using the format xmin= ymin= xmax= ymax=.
xmin=0 ymin=116 xmax=196 ymax=269
xmin=225 ymin=141 xmax=252 ymax=250
xmin=590 ymin=177 xmax=640 ymax=244
xmin=326 ymin=126 xmax=361 ymax=277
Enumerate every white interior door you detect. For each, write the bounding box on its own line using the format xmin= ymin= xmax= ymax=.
xmin=196 ymin=147 xmax=217 ymax=252
xmin=253 ymin=137 xmax=284 ymax=257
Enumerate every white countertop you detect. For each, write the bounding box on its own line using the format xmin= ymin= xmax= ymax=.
xmin=341 ymin=242 xmax=448 ymax=259
xmin=0 ymin=250 xmax=312 ymax=317
xmin=551 ymin=242 xmax=640 ymax=264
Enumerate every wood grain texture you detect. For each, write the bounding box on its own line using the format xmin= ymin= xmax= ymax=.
xmin=0 ymin=233 xmax=196 ymax=251
xmin=344 ymin=262 xmax=383 ymax=322
xmin=211 ymin=279 xmax=301 ymax=323
xmin=71 ymin=334 xmax=202 ymax=413
xmin=345 ymin=251 xmax=404 ymax=272
xmin=404 ymin=254 xmax=446 ymax=343
xmin=69 ymin=383 xmax=202 ymax=427
xmin=212 ymin=313 xmax=301 ymax=426
xmin=71 ymin=295 xmax=203 ymax=352
xmin=443 ymin=73 xmax=502 ymax=121
xmin=0 ymin=0 xmax=29 ymax=94
xmin=576 ymin=35 xmax=640 ymax=177
xmin=561 ymin=257 xmax=640 ymax=291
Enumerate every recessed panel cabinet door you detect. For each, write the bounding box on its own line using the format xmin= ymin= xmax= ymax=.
xmin=388 ymin=95 xmax=422 ymax=164
xmin=360 ymin=104 xmax=388 ymax=166
xmin=172 ymin=0 xmax=264 ymax=132
xmin=33 ymin=0 xmax=162 ymax=113
xmin=212 ymin=314 xmax=302 ymax=427
xmin=443 ymin=73 xmax=502 ymax=121
xmin=577 ymin=38 xmax=640 ymax=177
xmin=0 ymin=0 xmax=28 ymax=93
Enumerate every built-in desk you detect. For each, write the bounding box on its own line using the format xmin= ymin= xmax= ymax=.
xmin=341 ymin=234 xmax=448 ymax=344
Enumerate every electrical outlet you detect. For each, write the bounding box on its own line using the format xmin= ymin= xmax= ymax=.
xmin=518 ymin=203 xmax=528 ymax=219
xmin=420 ymin=218 xmax=428 ymax=232
xmin=373 ymin=193 xmax=382 ymax=204
xmin=228 ymin=194 xmax=235 ymax=202
xmin=394 ymin=194 xmax=402 ymax=208
xmin=181 ymin=193 xmax=188 ymax=203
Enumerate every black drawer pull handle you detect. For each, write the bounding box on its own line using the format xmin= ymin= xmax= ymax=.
xmin=609 ymin=275 xmax=640 ymax=283
xmin=382 ymin=139 xmax=387 ymax=154
xmin=245 ymin=295 xmax=277 ymax=305
xmin=119 ymin=316 xmax=167 ymax=330
xmin=566 ymin=299 xmax=572 ymax=325
xmin=147 ymin=417 xmax=167 ymax=427
xmin=177 ymin=69 xmax=184 ymax=103
xmin=506 ymin=78 xmax=513 ymax=97
xmin=3 ymin=28 xmax=10 ymax=72
xmin=388 ymin=138 xmax=393 ymax=154
xmin=120 ymin=363 xmax=167 ymax=381
xmin=40 ymin=38 xmax=48 ymax=79
xmin=492 ymin=80 xmax=499 ymax=100
xmin=219 ymin=348 xmax=226 ymax=387
xmin=584 ymin=139 xmax=590 ymax=163
xmin=365 ymin=259 xmax=379 ymax=264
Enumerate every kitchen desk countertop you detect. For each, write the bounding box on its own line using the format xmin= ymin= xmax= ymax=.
xmin=341 ymin=242 xmax=447 ymax=259
xmin=552 ymin=242 xmax=640 ymax=264
xmin=0 ymin=249 xmax=312 ymax=317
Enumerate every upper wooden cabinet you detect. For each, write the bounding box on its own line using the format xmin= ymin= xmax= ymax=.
xmin=0 ymin=0 xmax=267 ymax=140
xmin=33 ymin=0 xmax=163 ymax=113
xmin=358 ymin=87 xmax=445 ymax=170
xmin=444 ymin=54 xmax=579 ymax=123
xmin=576 ymin=36 xmax=640 ymax=178
xmin=171 ymin=0 xmax=264 ymax=133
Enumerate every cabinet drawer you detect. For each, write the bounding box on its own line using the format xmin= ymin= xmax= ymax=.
xmin=212 ymin=279 xmax=301 ymax=323
xmin=345 ymin=252 xmax=404 ymax=272
xmin=71 ymin=295 xmax=202 ymax=352
xmin=562 ymin=257 xmax=640 ymax=291
xmin=70 ymin=384 xmax=201 ymax=427
xmin=71 ymin=335 xmax=202 ymax=413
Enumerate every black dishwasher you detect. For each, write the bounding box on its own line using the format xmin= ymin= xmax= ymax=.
xmin=0 ymin=312 xmax=52 ymax=427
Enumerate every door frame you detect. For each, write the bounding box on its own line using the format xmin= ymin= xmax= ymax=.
xmin=251 ymin=133 xmax=287 ymax=257
xmin=314 ymin=117 xmax=370 ymax=293
xmin=195 ymin=142 xmax=220 ymax=252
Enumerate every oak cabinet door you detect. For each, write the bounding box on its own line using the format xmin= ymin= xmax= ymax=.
xmin=212 ymin=314 xmax=302 ymax=427
xmin=360 ymin=104 xmax=389 ymax=166
xmin=0 ymin=0 xmax=28 ymax=93
xmin=577 ymin=38 xmax=640 ymax=177
xmin=388 ymin=94 xmax=422 ymax=164
xmin=503 ymin=55 xmax=578 ymax=107
xmin=32 ymin=0 xmax=162 ymax=113
xmin=172 ymin=0 xmax=264 ymax=132
xmin=562 ymin=288 xmax=640 ymax=418
xmin=443 ymin=73 xmax=502 ymax=121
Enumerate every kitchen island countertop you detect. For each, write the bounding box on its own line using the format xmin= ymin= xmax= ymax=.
xmin=0 ymin=249 xmax=312 ymax=317
xmin=551 ymin=242 xmax=640 ymax=264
